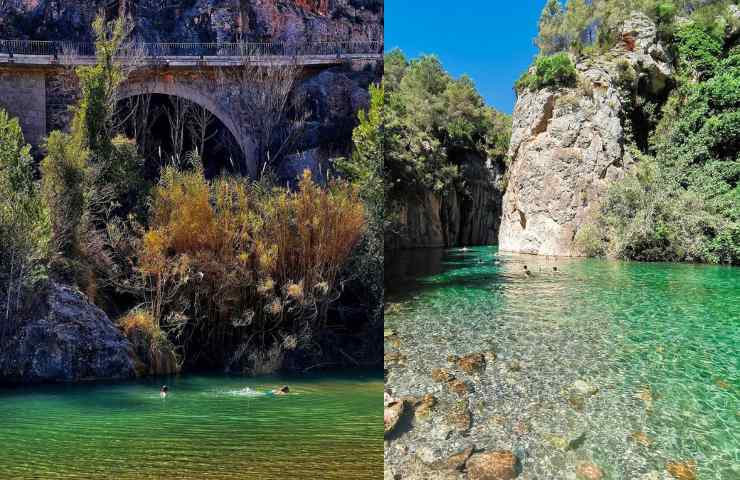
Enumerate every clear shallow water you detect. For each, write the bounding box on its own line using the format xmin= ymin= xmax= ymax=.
xmin=0 ymin=371 xmax=382 ymax=479
xmin=385 ymin=247 xmax=739 ymax=479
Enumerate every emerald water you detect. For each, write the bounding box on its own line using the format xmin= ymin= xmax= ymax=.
xmin=0 ymin=371 xmax=382 ymax=479
xmin=385 ymin=246 xmax=739 ymax=479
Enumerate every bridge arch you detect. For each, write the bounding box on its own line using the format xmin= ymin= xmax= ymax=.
xmin=116 ymin=79 xmax=257 ymax=177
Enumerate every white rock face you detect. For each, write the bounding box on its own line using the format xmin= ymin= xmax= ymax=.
xmin=499 ymin=12 xmax=672 ymax=257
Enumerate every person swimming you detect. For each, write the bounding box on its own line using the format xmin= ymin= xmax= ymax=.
xmin=160 ymin=385 xmax=169 ymax=398
xmin=270 ymin=385 xmax=290 ymax=396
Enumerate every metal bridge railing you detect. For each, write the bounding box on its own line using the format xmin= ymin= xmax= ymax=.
xmin=0 ymin=40 xmax=382 ymax=58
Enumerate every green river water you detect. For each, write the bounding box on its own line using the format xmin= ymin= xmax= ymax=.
xmin=0 ymin=371 xmax=382 ymax=479
xmin=385 ymin=246 xmax=739 ymax=479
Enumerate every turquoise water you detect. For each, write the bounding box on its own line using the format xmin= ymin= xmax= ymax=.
xmin=0 ymin=372 xmax=382 ymax=479
xmin=385 ymin=247 xmax=739 ymax=479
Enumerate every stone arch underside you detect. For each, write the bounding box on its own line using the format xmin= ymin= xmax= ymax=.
xmin=116 ymin=80 xmax=257 ymax=177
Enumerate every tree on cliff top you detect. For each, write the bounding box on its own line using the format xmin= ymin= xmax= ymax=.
xmin=384 ymin=51 xmax=511 ymax=201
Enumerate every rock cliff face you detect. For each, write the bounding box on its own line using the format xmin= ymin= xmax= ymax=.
xmin=391 ymin=152 xmax=505 ymax=249
xmin=0 ymin=0 xmax=382 ymax=43
xmin=0 ymin=283 xmax=136 ymax=384
xmin=499 ymin=13 xmax=672 ymax=257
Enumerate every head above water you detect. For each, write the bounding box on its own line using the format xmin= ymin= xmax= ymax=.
xmin=161 ymin=385 xmax=168 ymax=393
xmin=278 ymin=386 xmax=289 ymax=394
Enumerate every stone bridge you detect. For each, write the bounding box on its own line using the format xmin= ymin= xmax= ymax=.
xmin=0 ymin=40 xmax=381 ymax=177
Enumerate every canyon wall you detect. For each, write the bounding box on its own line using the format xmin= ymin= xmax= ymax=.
xmin=389 ymin=152 xmax=505 ymax=249
xmin=0 ymin=0 xmax=382 ymax=43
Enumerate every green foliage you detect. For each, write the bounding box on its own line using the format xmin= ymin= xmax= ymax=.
xmin=591 ymin=159 xmax=720 ymax=262
xmin=384 ymin=51 xmax=511 ymax=201
xmin=336 ymin=83 xmax=385 ymax=322
xmin=533 ymin=0 xmax=736 ymax=57
xmin=0 ymin=110 xmax=50 ymax=327
xmin=517 ymin=53 xmax=578 ymax=92
xmin=674 ymin=23 xmax=723 ymax=79
xmin=589 ymin=25 xmax=740 ymax=265
xmin=73 ymin=16 xmax=130 ymax=159
xmin=537 ymin=0 xmax=569 ymax=55
xmin=383 ymin=48 xmax=408 ymax=92
xmin=41 ymin=131 xmax=88 ymax=260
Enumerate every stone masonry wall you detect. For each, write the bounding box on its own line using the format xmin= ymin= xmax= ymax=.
xmin=0 ymin=69 xmax=47 ymax=148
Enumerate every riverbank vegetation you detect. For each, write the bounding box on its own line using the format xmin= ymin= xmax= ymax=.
xmin=0 ymin=14 xmax=380 ymax=375
xmin=526 ymin=1 xmax=738 ymax=264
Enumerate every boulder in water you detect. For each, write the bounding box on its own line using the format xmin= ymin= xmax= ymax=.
xmin=466 ymin=450 xmax=520 ymax=480
xmin=0 ymin=283 xmax=135 ymax=383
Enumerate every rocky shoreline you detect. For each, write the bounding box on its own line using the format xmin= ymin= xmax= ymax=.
xmin=0 ymin=283 xmax=136 ymax=384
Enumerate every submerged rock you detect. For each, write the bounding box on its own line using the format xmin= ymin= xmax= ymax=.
xmin=466 ymin=450 xmax=519 ymax=480
xmin=0 ymin=283 xmax=135 ymax=383
xmin=666 ymin=460 xmax=697 ymax=480
xmin=384 ymin=351 xmax=407 ymax=367
xmin=385 ymin=400 xmax=406 ymax=437
xmin=630 ymin=431 xmax=654 ymax=447
xmin=572 ymin=380 xmax=599 ymax=396
xmin=447 ymin=379 xmax=472 ymax=397
xmin=414 ymin=394 xmax=437 ymax=419
xmin=544 ymin=431 xmax=586 ymax=451
xmin=443 ymin=446 xmax=474 ymax=471
xmin=456 ymin=353 xmax=487 ymax=374
xmin=446 ymin=400 xmax=473 ymax=434
xmin=432 ymin=367 xmax=455 ymax=383
xmin=576 ymin=462 xmax=605 ymax=480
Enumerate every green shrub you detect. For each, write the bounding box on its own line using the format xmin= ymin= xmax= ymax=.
xmin=41 ymin=131 xmax=88 ymax=261
xmin=674 ymin=23 xmax=723 ymax=79
xmin=0 ymin=110 xmax=50 ymax=330
xmin=574 ymin=222 xmax=606 ymax=257
xmin=519 ymin=53 xmax=578 ymax=92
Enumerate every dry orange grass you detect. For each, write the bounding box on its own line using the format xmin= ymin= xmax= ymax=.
xmin=136 ymin=167 xmax=366 ymax=369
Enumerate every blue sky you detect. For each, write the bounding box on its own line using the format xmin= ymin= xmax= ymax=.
xmin=385 ymin=1 xmax=544 ymax=114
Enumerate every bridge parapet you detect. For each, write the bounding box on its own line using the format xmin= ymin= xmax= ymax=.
xmin=0 ymin=40 xmax=382 ymax=67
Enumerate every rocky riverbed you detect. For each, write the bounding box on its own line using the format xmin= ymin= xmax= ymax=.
xmin=384 ymin=247 xmax=738 ymax=480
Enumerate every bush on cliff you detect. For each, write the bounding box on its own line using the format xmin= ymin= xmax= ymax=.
xmin=516 ymin=53 xmax=578 ymax=92
xmin=585 ymin=157 xmax=721 ymax=262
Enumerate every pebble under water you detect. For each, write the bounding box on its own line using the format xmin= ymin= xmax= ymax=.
xmin=384 ymin=246 xmax=739 ymax=479
xmin=0 ymin=371 xmax=382 ymax=479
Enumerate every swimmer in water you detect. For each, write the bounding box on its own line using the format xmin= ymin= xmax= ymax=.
xmin=160 ymin=385 xmax=169 ymax=398
xmin=271 ymin=385 xmax=290 ymax=396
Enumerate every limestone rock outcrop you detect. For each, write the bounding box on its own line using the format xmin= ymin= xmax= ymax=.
xmin=0 ymin=283 xmax=136 ymax=384
xmin=499 ymin=12 xmax=673 ymax=257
